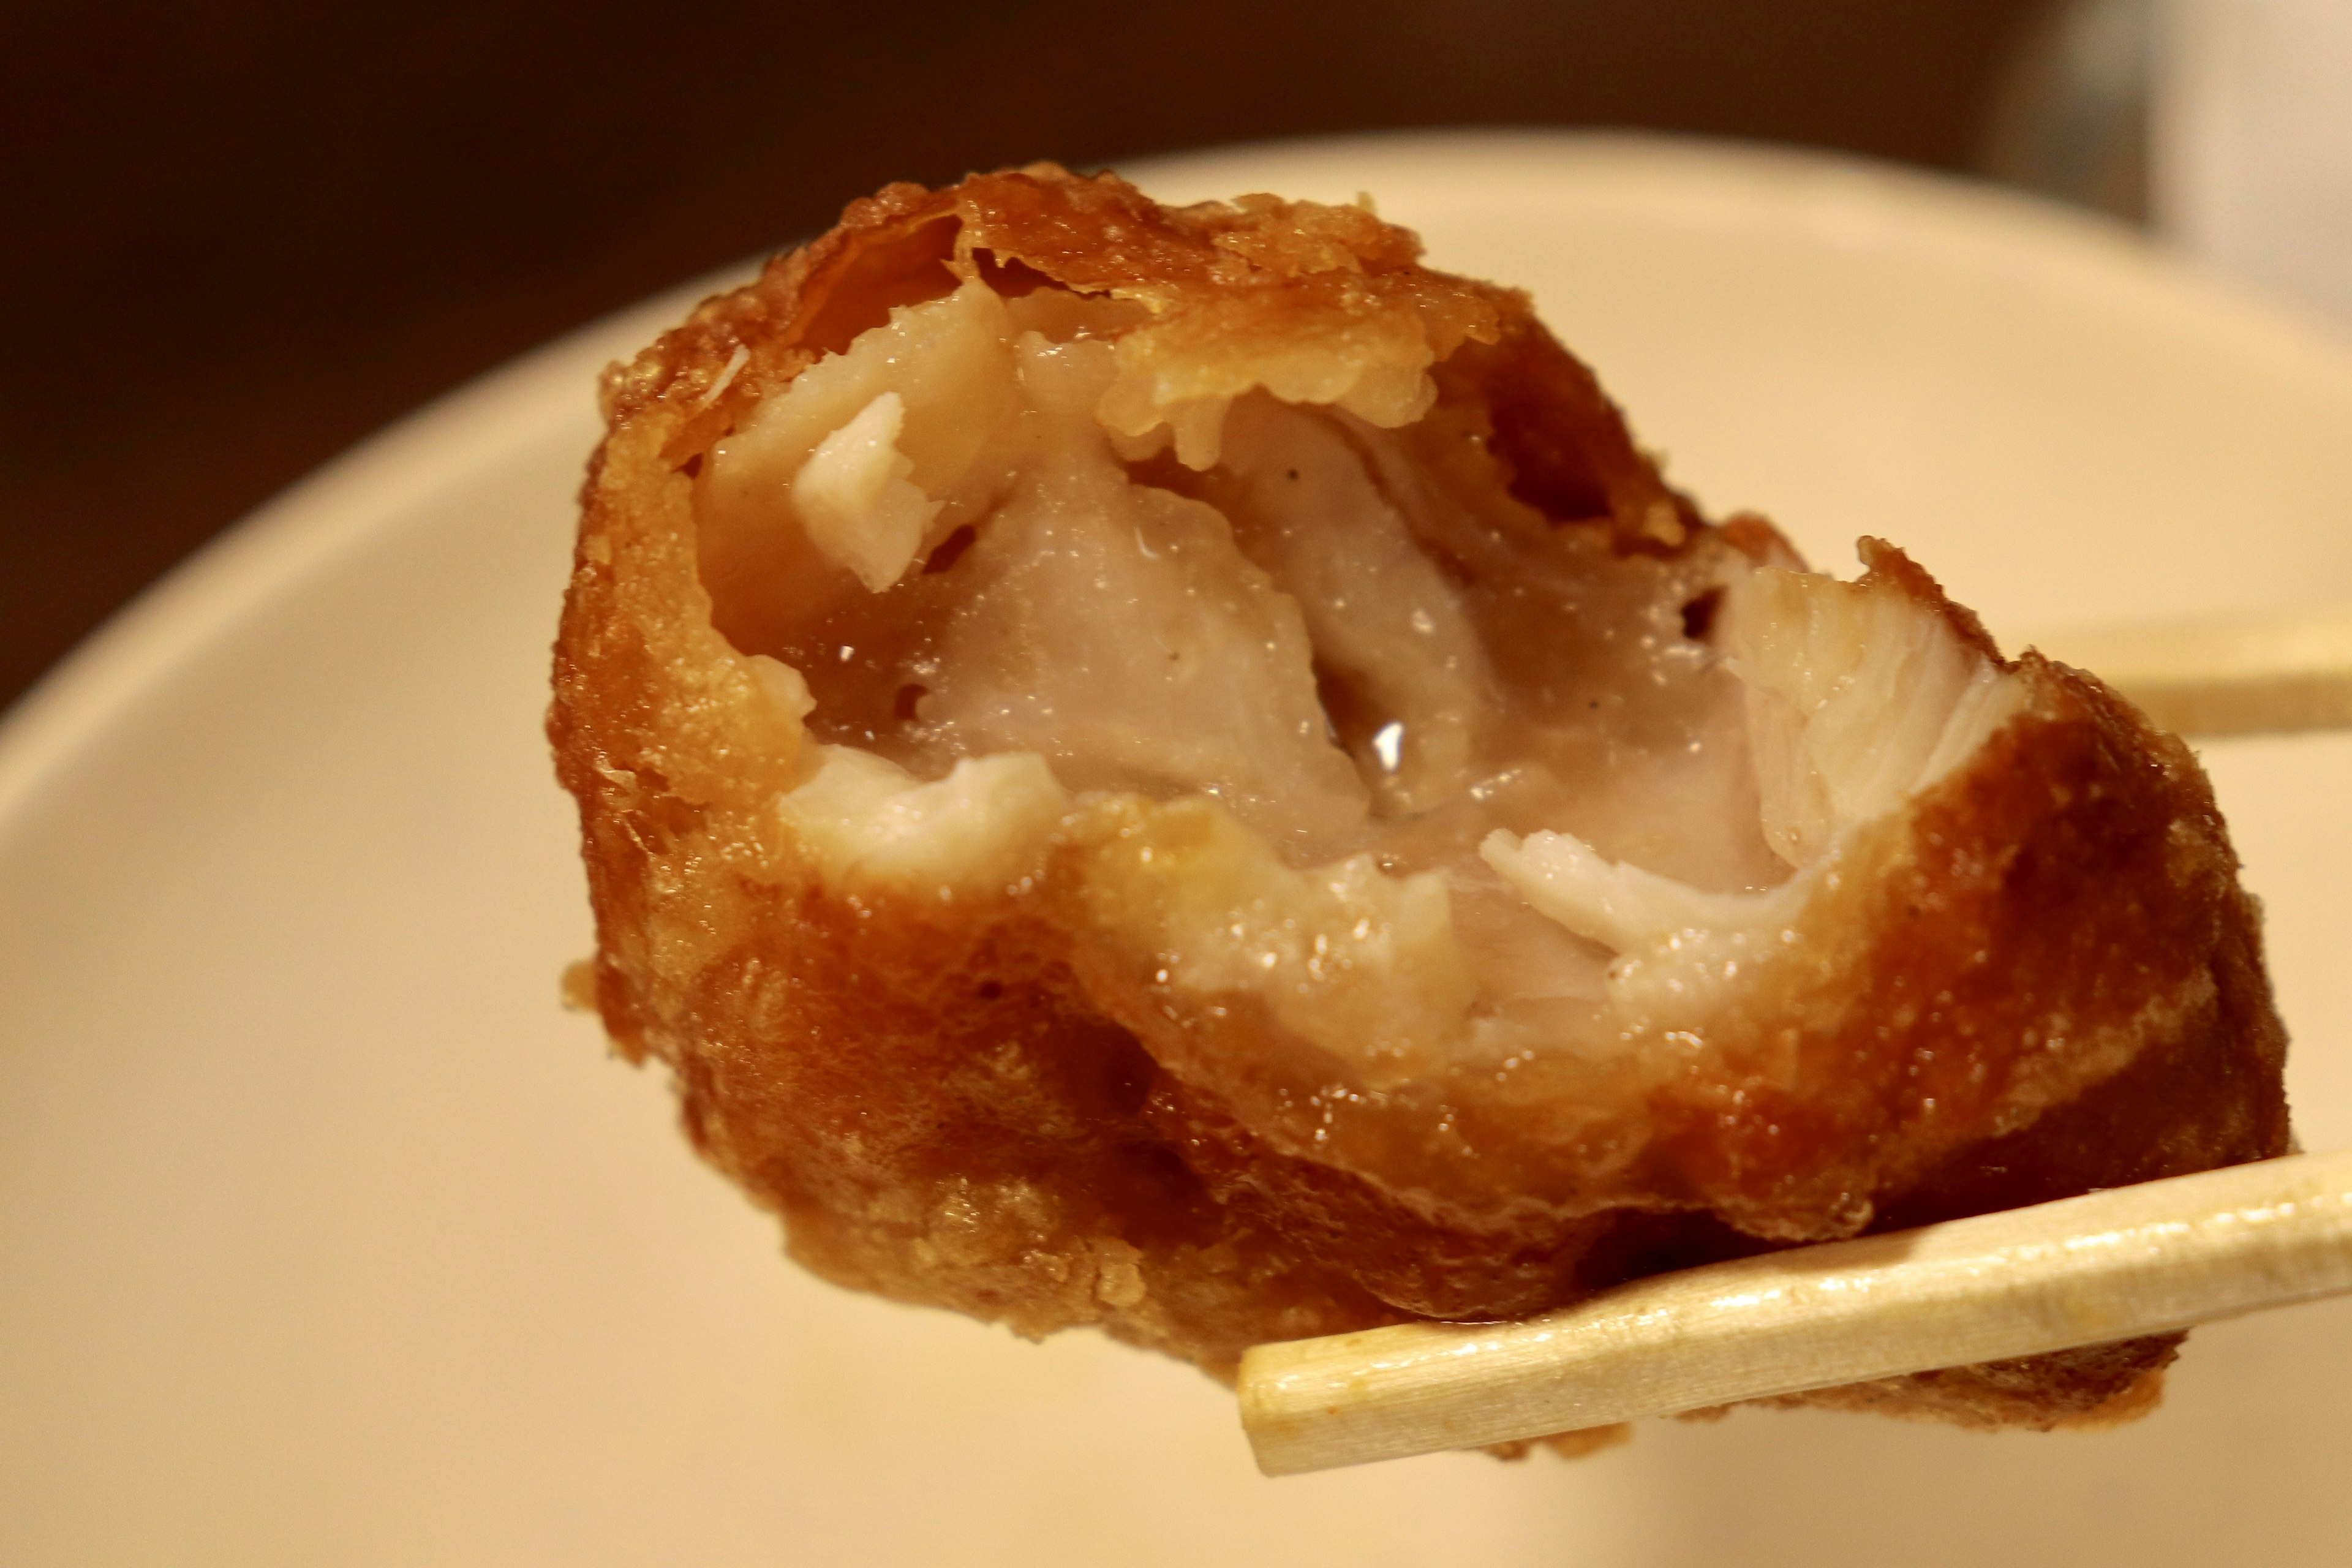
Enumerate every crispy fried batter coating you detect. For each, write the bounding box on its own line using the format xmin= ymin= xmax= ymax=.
xmin=551 ymin=165 xmax=2290 ymax=1437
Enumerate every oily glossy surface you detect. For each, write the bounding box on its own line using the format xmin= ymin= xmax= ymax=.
xmin=7 ymin=132 xmax=2352 ymax=1565
xmin=558 ymin=165 xmax=2281 ymax=1404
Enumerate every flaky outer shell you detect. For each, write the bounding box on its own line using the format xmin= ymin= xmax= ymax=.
xmin=551 ymin=167 xmax=2290 ymax=1430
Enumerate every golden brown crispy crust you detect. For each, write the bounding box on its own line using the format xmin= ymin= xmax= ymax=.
xmin=551 ymin=165 xmax=2289 ymax=1430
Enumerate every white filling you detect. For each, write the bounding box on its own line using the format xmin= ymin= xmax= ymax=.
xmin=792 ymin=392 xmax=940 ymax=592
xmin=1480 ymin=829 xmax=1815 ymax=957
xmin=747 ymin=653 xmax=815 ymax=724
xmin=703 ymin=279 xmax=1025 ymax=597
xmin=1729 ymin=566 xmax=2024 ymax=870
xmin=778 ymin=746 xmax=1069 ymax=890
xmin=703 ymin=273 xmax=2029 ymax=1067
xmin=1481 ymin=567 xmax=2026 ymax=965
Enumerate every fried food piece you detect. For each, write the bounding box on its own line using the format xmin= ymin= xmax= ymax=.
xmin=551 ymin=165 xmax=2290 ymax=1436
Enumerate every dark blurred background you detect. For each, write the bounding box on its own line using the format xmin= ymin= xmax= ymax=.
xmin=2 ymin=0 xmax=2119 ymax=712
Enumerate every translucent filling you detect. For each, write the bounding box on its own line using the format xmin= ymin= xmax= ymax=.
xmin=696 ymin=274 xmax=2023 ymax=1063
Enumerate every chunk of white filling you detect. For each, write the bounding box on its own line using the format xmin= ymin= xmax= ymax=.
xmin=1484 ymin=566 xmax=2026 ymax=959
xmin=778 ymin=745 xmax=1070 ymax=889
xmin=791 ymin=392 xmax=941 ymax=592
xmin=701 ymin=279 xmax=1023 ymax=609
xmin=745 ymin=653 xmax=815 ymax=724
xmin=1479 ymin=830 xmax=1812 ymax=956
xmin=1727 ymin=566 xmax=2025 ymax=869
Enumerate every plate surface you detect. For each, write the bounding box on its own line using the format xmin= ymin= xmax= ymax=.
xmin=7 ymin=130 xmax=2352 ymax=1566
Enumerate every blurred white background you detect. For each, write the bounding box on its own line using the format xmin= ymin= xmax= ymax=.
xmin=1996 ymin=0 xmax=2352 ymax=325
xmin=2160 ymin=0 xmax=2352 ymax=325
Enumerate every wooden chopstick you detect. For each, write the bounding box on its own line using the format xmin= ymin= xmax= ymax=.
xmin=1238 ymin=1148 xmax=2352 ymax=1476
xmin=2027 ymin=601 xmax=2352 ymax=737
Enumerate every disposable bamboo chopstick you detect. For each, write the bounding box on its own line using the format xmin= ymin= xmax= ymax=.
xmin=2027 ymin=601 xmax=2352 ymax=737
xmin=1237 ymin=1147 xmax=2352 ymax=1477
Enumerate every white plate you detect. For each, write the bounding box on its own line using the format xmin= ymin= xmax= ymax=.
xmin=7 ymin=130 xmax=2352 ymax=1567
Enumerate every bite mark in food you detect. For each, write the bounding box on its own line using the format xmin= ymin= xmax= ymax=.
xmin=551 ymin=165 xmax=2290 ymax=1442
